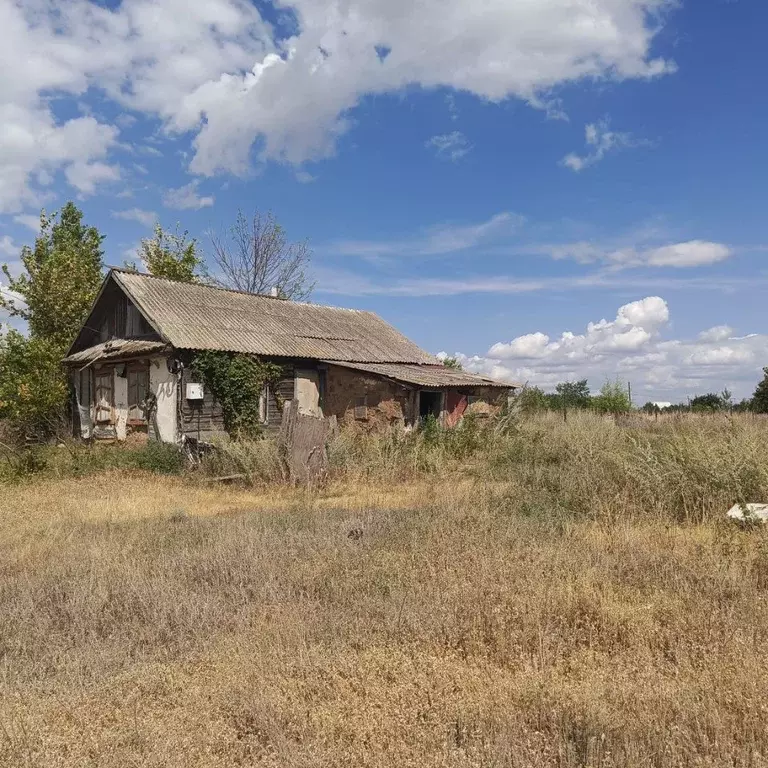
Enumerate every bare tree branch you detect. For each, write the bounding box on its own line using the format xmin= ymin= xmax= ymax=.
xmin=209 ymin=210 xmax=315 ymax=301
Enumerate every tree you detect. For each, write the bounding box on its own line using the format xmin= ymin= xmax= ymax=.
xmin=1 ymin=203 xmax=104 ymax=349
xmin=554 ymin=379 xmax=591 ymax=410
xmin=753 ymin=368 xmax=768 ymax=413
xmin=690 ymin=393 xmax=726 ymax=412
xmin=517 ymin=385 xmax=549 ymax=413
xmin=0 ymin=331 xmax=68 ymax=438
xmin=136 ymin=224 xmax=203 ymax=283
xmin=593 ymin=379 xmax=632 ymax=414
xmin=442 ymin=356 xmax=463 ymax=370
xmin=0 ymin=203 xmax=104 ymax=438
xmin=209 ymin=209 xmax=315 ymax=300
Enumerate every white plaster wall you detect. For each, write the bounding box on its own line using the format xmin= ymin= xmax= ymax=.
xmin=295 ymin=369 xmax=322 ymax=417
xmin=76 ymin=369 xmax=93 ymax=439
xmin=150 ymin=358 xmax=178 ymax=443
xmin=114 ymin=369 xmax=129 ymax=441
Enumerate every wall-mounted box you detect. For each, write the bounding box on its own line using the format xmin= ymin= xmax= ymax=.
xmin=186 ymin=382 xmax=204 ymax=400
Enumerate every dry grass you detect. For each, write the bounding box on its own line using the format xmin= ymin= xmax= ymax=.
xmin=3 ymin=413 xmax=768 ymax=766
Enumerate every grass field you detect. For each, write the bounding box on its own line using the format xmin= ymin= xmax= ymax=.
xmin=3 ymin=412 xmax=768 ymax=766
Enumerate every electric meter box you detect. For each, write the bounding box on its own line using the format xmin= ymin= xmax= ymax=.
xmin=186 ymin=382 xmax=205 ymax=401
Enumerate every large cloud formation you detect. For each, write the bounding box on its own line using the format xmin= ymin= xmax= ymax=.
xmin=445 ymin=297 xmax=768 ymax=401
xmin=0 ymin=0 xmax=675 ymax=210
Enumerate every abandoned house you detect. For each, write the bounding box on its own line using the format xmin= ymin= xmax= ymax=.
xmin=62 ymin=269 xmax=518 ymax=443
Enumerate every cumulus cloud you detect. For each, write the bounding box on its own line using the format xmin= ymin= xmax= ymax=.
xmin=0 ymin=0 xmax=675 ymax=208
xmin=426 ymin=132 xmax=472 ymax=162
xmin=562 ymin=119 xmax=646 ymax=172
xmin=162 ymin=181 xmax=215 ymax=210
xmin=444 ymin=298 xmax=768 ymax=400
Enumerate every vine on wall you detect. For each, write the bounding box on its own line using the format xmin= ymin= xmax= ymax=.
xmin=192 ymin=352 xmax=283 ymax=437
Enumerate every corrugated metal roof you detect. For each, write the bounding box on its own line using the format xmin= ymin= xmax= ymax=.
xmin=325 ymin=361 xmax=521 ymax=389
xmin=63 ymin=339 xmax=168 ymax=366
xmin=113 ymin=270 xmax=439 ymax=365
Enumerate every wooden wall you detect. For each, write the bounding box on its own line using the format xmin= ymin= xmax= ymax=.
xmin=178 ymin=356 xmax=296 ymax=440
xmin=71 ymin=278 xmax=158 ymax=353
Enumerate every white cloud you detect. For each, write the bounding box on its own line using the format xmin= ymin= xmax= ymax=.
xmin=698 ymin=325 xmax=733 ymax=343
xmin=488 ymin=296 xmax=668 ymax=360
xmin=331 ymin=211 xmax=523 ymax=258
xmin=643 ymin=241 xmax=731 ymax=267
xmin=0 ymin=235 xmax=18 ymax=258
xmin=112 ymin=208 xmax=158 ymax=228
xmin=13 ymin=214 xmax=40 ymax=232
xmin=295 ymin=170 xmax=317 ymax=184
xmin=542 ymin=239 xmax=733 ymax=269
xmin=65 ymin=160 xmax=121 ymax=195
xmin=426 ymin=131 xmax=472 ymax=162
xmin=162 ymin=181 xmax=215 ymax=210
xmin=445 ymin=297 xmax=768 ymax=400
xmin=0 ymin=0 xmax=675 ymax=207
xmin=562 ymin=119 xmax=646 ymax=172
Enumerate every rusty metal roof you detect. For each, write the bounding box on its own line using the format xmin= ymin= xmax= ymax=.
xmin=63 ymin=339 xmax=168 ymax=366
xmin=325 ymin=361 xmax=520 ymax=389
xmin=112 ymin=270 xmax=439 ymax=364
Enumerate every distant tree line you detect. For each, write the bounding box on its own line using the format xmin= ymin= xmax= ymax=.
xmin=518 ymin=379 xmax=633 ymax=414
xmin=519 ymin=374 xmax=768 ymax=416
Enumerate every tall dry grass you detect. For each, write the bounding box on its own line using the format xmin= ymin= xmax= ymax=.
xmin=2 ymin=413 xmax=768 ymax=766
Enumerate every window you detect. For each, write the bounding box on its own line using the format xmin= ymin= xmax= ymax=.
xmin=94 ymin=370 xmax=113 ymax=423
xmin=127 ymin=367 xmax=150 ymax=423
xmin=354 ymin=396 xmax=368 ymax=420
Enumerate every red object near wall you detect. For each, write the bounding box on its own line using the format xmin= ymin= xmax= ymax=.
xmin=444 ymin=391 xmax=468 ymax=427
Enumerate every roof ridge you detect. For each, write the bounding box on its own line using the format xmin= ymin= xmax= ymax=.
xmin=109 ymin=267 xmax=369 ymax=314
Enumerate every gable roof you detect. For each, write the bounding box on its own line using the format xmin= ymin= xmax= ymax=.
xmin=81 ymin=270 xmax=440 ymax=365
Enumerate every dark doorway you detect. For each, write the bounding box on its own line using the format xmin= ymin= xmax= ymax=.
xmin=419 ymin=391 xmax=443 ymax=420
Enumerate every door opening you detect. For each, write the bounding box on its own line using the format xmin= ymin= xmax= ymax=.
xmin=418 ymin=391 xmax=442 ymax=420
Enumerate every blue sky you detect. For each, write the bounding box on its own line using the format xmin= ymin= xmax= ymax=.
xmin=1 ymin=0 xmax=766 ymax=401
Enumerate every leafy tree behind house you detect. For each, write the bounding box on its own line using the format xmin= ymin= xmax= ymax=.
xmin=1 ymin=204 xmax=104 ymax=349
xmin=209 ymin=209 xmax=315 ymax=300
xmin=0 ymin=203 xmax=105 ymax=437
xmin=442 ymin=356 xmax=463 ymax=370
xmin=135 ymin=224 xmax=203 ymax=283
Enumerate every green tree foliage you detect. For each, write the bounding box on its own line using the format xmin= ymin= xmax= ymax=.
xmin=441 ymin=356 xmax=463 ymax=370
xmin=517 ymin=386 xmax=549 ymax=413
xmin=752 ymin=368 xmax=768 ymax=414
xmin=137 ymin=224 xmax=203 ymax=283
xmin=0 ymin=331 xmax=69 ymax=438
xmin=690 ymin=393 xmax=727 ymax=412
xmin=192 ymin=352 xmax=283 ymax=437
xmin=1 ymin=203 xmax=104 ymax=349
xmin=593 ymin=379 xmax=632 ymax=414
xmin=0 ymin=204 xmax=105 ymax=439
xmin=553 ymin=379 xmax=591 ymax=410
